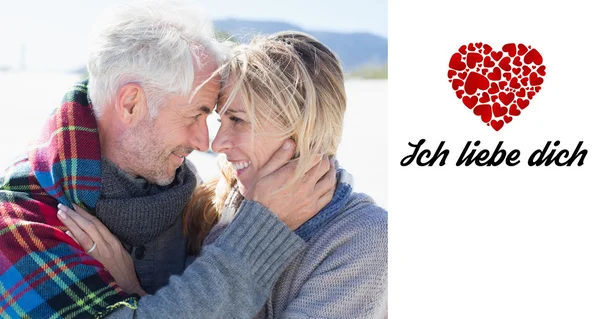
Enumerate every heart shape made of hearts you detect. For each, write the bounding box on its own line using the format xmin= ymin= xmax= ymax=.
xmin=448 ymin=43 xmax=545 ymax=131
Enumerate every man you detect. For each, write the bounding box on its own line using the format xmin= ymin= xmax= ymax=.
xmin=0 ymin=2 xmax=334 ymax=318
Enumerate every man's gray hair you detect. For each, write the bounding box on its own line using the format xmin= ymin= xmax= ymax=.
xmin=87 ymin=0 xmax=226 ymax=118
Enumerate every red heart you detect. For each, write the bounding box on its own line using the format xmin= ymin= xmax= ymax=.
xmin=499 ymin=92 xmax=515 ymax=105
xmin=517 ymin=44 xmax=528 ymax=56
xmin=509 ymin=104 xmax=521 ymax=116
xmin=517 ymin=98 xmax=530 ymax=109
xmin=473 ymin=104 xmax=492 ymax=123
xmin=464 ymin=72 xmax=489 ymax=95
xmin=490 ymin=119 xmax=504 ymax=131
xmin=449 ymin=53 xmax=466 ymax=71
xmin=466 ymin=52 xmax=483 ymax=69
xmin=492 ymin=102 xmax=508 ymax=117
xmin=499 ymin=57 xmax=512 ymax=71
xmin=483 ymin=56 xmax=495 ymax=68
xmin=487 ymin=67 xmax=502 ymax=81
xmin=462 ymin=95 xmax=478 ymax=109
xmin=479 ymin=92 xmax=491 ymax=103
xmin=530 ymin=72 xmax=544 ymax=86
xmin=491 ymin=51 xmax=503 ymax=61
xmin=452 ymin=79 xmax=464 ymax=91
xmin=448 ymin=43 xmax=545 ymax=131
xmin=502 ymin=43 xmax=517 ymax=57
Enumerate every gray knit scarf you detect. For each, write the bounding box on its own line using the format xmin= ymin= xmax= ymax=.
xmin=95 ymin=158 xmax=197 ymax=246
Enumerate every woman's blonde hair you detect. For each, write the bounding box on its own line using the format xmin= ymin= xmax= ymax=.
xmin=183 ymin=31 xmax=347 ymax=254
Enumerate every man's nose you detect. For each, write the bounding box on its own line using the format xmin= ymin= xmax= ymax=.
xmin=190 ymin=120 xmax=210 ymax=152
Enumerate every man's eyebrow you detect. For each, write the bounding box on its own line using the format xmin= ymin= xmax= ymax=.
xmin=200 ymin=105 xmax=213 ymax=114
xmin=190 ymin=105 xmax=213 ymax=114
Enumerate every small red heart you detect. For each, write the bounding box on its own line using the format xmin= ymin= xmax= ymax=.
xmin=502 ymin=43 xmax=517 ymax=57
xmin=458 ymin=72 xmax=467 ymax=80
xmin=499 ymin=92 xmax=515 ymax=105
xmin=520 ymin=77 xmax=529 ymax=86
xmin=491 ymin=51 xmax=503 ymax=61
xmin=491 ymin=119 xmax=504 ymax=131
xmin=517 ymin=98 xmax=530 ymax=109
xmin=513 ymin=56 xmax=523 ymax=66
xmin=483 ymin=44 xmax=492 ymax=55
xmin=499 ymin=81 xmax=508 ymax=90
xmin=537 ymin=65 xmax=546 ymax=76
xmin=522 ymin=65 xmax=532 ymax=76
xmin=524 ymin=48 xmax=543 ymax=65
xmin=503 ymin=115 xmax=513 ymax=123
xmin=467 ymin=52 xmax=484 ymax=69
xmin=473 ymin=104 xmax=492 ymax=123
xmin=516 ymin=88 xmax=526 ymax=98
xmin=464 ymin=72 xmax=490 ymax=95
xmin=530 ymin=72 xmax=544 ymax=85
xmin=492 ymin=102 xmax=508 ymax=117
xmin=449 ymin=53 xmax=466 ymax=71
xmin=488 ymin=82 xmax=500 ymax=94
xmin=483 ymin=56 xmax=495 ymax=68
xmin=527 ymin=91 xmax=536 ymax=99
xmin=510 ymin=77 xmax=520 ymax=89
xmin=503 ymin=72 xmax=512 ymax=81
xmin=517 ymin=44 xmax=528 ymax=56
xmin=479 ymin=92 xmax=491 ymax=103
xmin=499 ymin=57 xmax=512 ymax=71
xmin=487 ymin=67 xmax=502 ymax=81
xmin=462 ymin=95 xmax=478 ymax=109
xmin=452 ymin=79 xmax=464 ymax=91
xmin=509 ymin=103 xmax=521 ymax=116
xmin=448 ymin=70 xmax=457 ymax=79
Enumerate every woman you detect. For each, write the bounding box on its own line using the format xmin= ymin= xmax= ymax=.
xmin=60 ymin=31 xmax=388 ymax=318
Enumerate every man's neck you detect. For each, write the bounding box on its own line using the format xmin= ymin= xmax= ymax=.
xmin=97 ymin=114 xmax=136 ymax=178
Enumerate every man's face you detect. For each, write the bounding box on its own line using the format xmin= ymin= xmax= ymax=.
xmin=118 ymin=59 xmax=221 ymax=185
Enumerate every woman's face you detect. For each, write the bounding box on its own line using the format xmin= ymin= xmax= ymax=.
xmin=211 ymin=87 xmax=287 ymax=196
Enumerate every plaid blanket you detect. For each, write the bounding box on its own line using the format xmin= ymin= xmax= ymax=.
xmin=0 ymin=81 xmax=138 ymax=318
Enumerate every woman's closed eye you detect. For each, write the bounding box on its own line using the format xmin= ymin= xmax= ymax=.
xmin=217 ymin=115 xmax=245 ymax=124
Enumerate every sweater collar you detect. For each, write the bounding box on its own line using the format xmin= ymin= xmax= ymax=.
xmin=294 ymin=165 xmax=354 ymax=241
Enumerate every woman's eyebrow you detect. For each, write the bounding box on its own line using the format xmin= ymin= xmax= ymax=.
xmin=224 ymin=108 xmax=246 ymax=114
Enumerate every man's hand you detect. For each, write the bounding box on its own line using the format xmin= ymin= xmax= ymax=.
xmin=245 ymin=139 xmax=337 ymax=230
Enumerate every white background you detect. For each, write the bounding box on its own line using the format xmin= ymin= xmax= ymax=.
xmin=391 ymin=0 xmax=600 ymax=318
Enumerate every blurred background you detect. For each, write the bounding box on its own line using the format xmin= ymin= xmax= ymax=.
xmin=0 ymin=0 xmax=388 ymax=208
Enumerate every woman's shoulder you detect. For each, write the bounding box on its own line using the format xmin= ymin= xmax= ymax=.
xmin=335 ymin=192 xmax=388 ymax=231
xmin=308 ymin=192 xmax=387 ymax=251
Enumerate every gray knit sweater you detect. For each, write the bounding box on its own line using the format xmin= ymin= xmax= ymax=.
xmin=99 ymin=160 xmax=307 ymax=318
xmin=206 ymin=169 xmax=388 ymax=318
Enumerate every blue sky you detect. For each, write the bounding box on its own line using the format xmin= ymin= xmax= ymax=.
xmin=0 ymin=0 xmax=387 ymax=71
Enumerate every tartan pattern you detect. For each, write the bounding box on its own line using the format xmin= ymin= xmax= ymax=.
xmin=0 ymin=81 xmax=138 ymax=318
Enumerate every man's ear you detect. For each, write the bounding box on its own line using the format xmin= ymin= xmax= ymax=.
xmin=115 ymin=83 xmax=147 ymax=125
